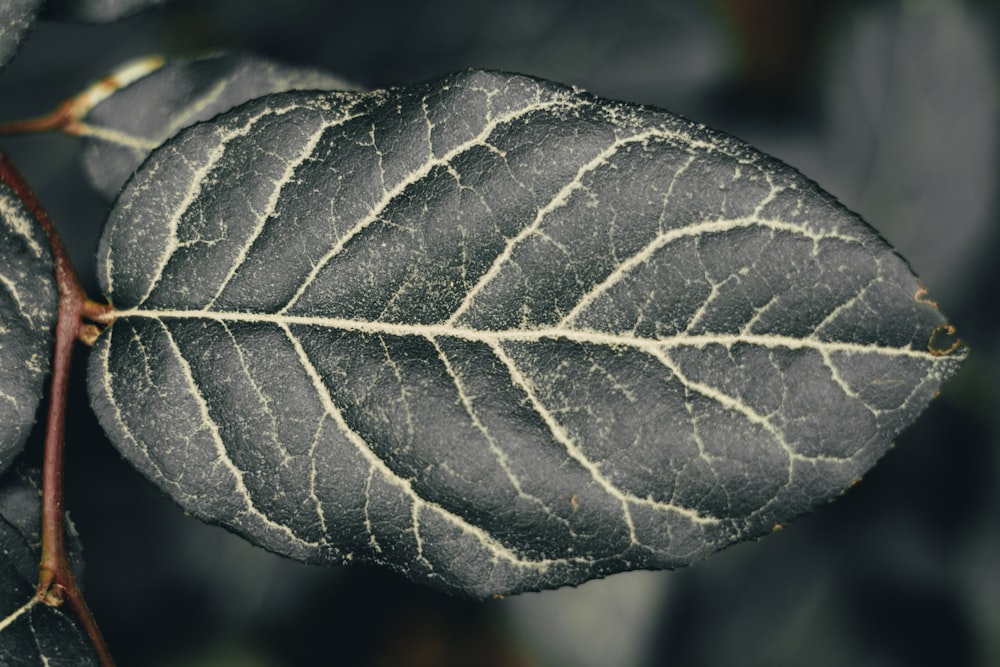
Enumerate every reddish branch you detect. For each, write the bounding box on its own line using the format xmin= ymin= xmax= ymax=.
xmin=0 ymin=55 xmax=164 ymax=138
xmin=0 ymin=150 xmax=115 ymax=666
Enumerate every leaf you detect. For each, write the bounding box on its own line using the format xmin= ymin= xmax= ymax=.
xmin=0 ymin=467 xmax=98 ymax=666
xmin=0 ymin=0 xmax=43 ymax=70
xmin=0 ymin=179 xmax=57 ymax=475
xmin=88 ymin=69 xmax=966 ymax=597
xmin=77 ymin=51 xmax=360 ymax=199
xmin=42 ymin=0 xmax=170 ymax=23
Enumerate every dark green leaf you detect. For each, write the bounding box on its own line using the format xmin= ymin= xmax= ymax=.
xmin=42 ymin=0 xmax=170 ymax=23
xmin=0 ymin=181 xmax=57 ymax=475
xmin=0 ymin=467 xmax=97 ymax=666
xmin=88 ymin=70 xmax=966 ymax=597
xmin=79 ymin=51 xmax=359 ymax=199
xmin=0 ymin=0 xmax=43 ymax=70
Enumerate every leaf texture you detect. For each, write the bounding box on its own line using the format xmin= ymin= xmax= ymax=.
xmin=0 ymin=467 xmax=97 ymax=666
xmin=0 ymin=181 xmax=57 ymax=475
xmin=88 ymin=70 xmax=966 ymax=596
xmin=0 ymin=0 xmax=43 ymax=70
xmin=78 ymin=52 xmax=359 ymax=199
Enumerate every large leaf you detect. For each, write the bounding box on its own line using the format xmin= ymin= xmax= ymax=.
xmin=88 ymin=69 xmax=965 ymax=597
xmin=0 ymin=0 xmax=43 ymax=70
xmin=78 ymin=52 xmax=359 ymax=199
xmin=0 ymin=179 xmax=57 ymax=475
xmin=0 ymin=467 xmax=97 ymax=666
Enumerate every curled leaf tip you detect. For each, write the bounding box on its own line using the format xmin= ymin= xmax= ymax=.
xmin=927 ymin=323 xmax=963 ymax=357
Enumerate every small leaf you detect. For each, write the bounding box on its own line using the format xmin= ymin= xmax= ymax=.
xmin=0 ymin=0 xmax=43 ymax=70
xmin=0 ymin=180 xmax=57 ymax=475
xmin=88 ymin=70 xmax=966 ymax=597
xmin=77 ymin=51 xmax=359 ymax=199
xmin=0 ymin=467 xmax=97 ymax=665
xmin=42 ymin=0 xmax=170 ymax=23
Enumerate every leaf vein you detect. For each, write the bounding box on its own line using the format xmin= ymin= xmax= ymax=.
xmin=158 ymin=320 xmax=322 ymax=549
xmin=114 ymin=308 xmax=945 ymax=362
xmin=205 ymin=107 xmax=365 ymax=308
xmin=132 ymin=102 xmax=304 ymax=304
xmin=488 ymin=340 xmax=719 ymax=538
xmin=561 ymin=216 xmax=866 ymax=328
xmin=449 ymin=127 xmax=686 ymax=325
xmin=429 ymin=336 xmax=570 ymax=525
xmin=277 ymin=97 xmax=577 ymax=315
xmin=278 ymin=322 xmax=581 ymax=569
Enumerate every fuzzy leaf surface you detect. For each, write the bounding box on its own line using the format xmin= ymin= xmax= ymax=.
xmin=0 ymin=181 xmax=57 ymax=474
xmin=88 ymin=70 xmax=965 ymax=596
xmin=0 ymin=0 xmax=43 ymax=69
xmin=0 ymin=467 xmax=96 ymax=665
xmin=79 ymin=51 xmax=359 ymax=198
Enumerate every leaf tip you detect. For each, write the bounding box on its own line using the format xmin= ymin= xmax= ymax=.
xmin=914 ymin=282 xmax=967 ymax=359
xmin=927 ymin=323 xmax=964 ymax=358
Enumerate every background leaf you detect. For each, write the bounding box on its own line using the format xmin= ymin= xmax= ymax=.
xmin=0 ymin=466 xmax=97 ymax=666
xmin=42 ymin=0 xmax=172 ymax=23
xmin=0 ymin=179 xmax=57 ymax=475
xmin=0 ymin=0 xmax=43 ymax=70
xmin=729 ymin=0 xmax=999 ymax=309
xmin=78 ymin=51 xmax=359 ymax=199
xmin=88 ymin=69 xmax=964 ymax=597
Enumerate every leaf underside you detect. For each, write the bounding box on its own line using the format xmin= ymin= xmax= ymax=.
xmin=88 ymin=70 xmax=965 ymax=597
xmin=0 ymin=182 xmax=57 ymax=475
xmin=80 ymin=51 xmax=358 ymax=199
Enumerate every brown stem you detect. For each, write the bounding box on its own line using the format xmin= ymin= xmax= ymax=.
xmin=0 ymin=103 xmax=75 ymax=135
xmin=0 ymin=149 xmax=116 ymax=667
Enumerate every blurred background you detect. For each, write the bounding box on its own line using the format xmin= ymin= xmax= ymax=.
xmin=1 ymin=0 xmax=998 ymax=664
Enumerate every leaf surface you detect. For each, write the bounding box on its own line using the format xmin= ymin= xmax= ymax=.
xmin=88 ymin=70 xmax=965 ymax=596
xmin=0 ymin=0 xmax=43 ymax=70
xmin=0 ymin=180 xmax=57 ymax=475
xmin=78 ymin=52 xmax=359 ymax=198
xmin=0 ymin=467 xmax=97 ymax=665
